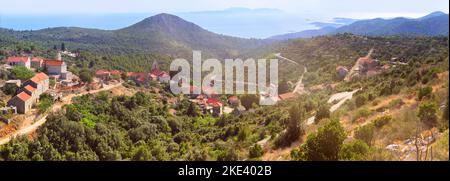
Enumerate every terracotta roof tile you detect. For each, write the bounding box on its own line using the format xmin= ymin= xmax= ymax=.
xmin=30 ymin=72 xmax=49 ymax=84
xmin=44 ymin=60 xmax=64 ymax=66
xmin=24 ymin=85 xmax=36 ymax=93
xmin=31 ymin=57 xmax=43 ymax=62
xmin=110 ymin=70 xmax=121 ymax=75
xmin=16 ymin=91 xmax=32 ymax=101
xmin=7 ymin=56 xmax=29 ymax=63
xmin=95 ymin=69 xmax=110 ymax=76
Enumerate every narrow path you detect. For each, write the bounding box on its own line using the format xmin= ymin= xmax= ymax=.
xmin=293 ymin=66 xmax=307 ymax=94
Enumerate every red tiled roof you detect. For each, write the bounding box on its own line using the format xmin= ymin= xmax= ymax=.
xmin=150 ymin=68 xmax=169 ymax=78
xmin=24 ymin=85 xmax=36 ymax=93
xmin=16 ymin=91 xmax=32 ymax=102
xmin=7 ymin=56 xmax=29 ymax=63
xmin=110 ymin=70 xmax=121 ymax=75
xmin=127 ymin=72 xmax=146 ymax=82
xmin=95 ymin=69 xmax=110 ymax=76
xmin=228 ymin=96 xmax=239 ymax=101
xmin=30 ymin=72 xmax=49 ymax=84
xmin=159 ymin=71 xmax=169 ymax=77
xmin=207 ymin=98 xmax=222 ymax=106
xmin=44 ymin=60 xmax=64 ymax=66
xmin=211 ymin=102 xmax=222 ymax=107
xmin=31 ymin=57 xmax=43 ymax=62
xmin=150 ymin=68 xmax=163 ymax=76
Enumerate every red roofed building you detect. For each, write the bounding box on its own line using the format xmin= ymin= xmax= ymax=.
xmin=23 ymin=85 xmax=37 ymax=101
xmin=42 ymin=59 xmax=73 ymax=80
xmin=7 ymin=72 xmax=51 ymax=114
xmin=24 ymin=72 xmax=49 ymax=101
xmin=95 ymin=69 xmax=122 ymax=80
xmin=7 ymin=92 xmax=33 ymax=114
xmin=31 ymin=57 xmax=44 ymax=69
xmin=110 ymin=70 xmax=121 ymax=76
xmin=228 ymin=96 xmax=240 ymax=107
xmin=127 ymin=72 xmax=147 ymax=84
xmin=150 ymin=68 xmax=170 ymax=83
xmin=44 ymin=60 xmax=67 ymax=75
xmin=357 ymin=57 xmax=378 ymax=72
xmin=95 ymin=69 xmax=110 ymax=79
xmin=206 ymin=98 xmax=223 ymax=117
xmin=6 ymin=56 xmax=31 ymax=69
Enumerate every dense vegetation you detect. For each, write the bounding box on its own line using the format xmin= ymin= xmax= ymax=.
xmin=0 ymin=31 xmax=448 ymax=161
xmin=0 ymin=91 xmax=290 ymax=160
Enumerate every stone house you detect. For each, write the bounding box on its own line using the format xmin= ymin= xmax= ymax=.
xmin=7 ymin=92 xmax=33 ymax=114
xmin=8 ymin=72 xmax=49 ymax=114
xmin=6 ymin=56 xmax=31 ymax=69
xmin=23 ymin=72 xmax=49 ymax=97
xmin=31 ymin=57 xmax=44 ymax=69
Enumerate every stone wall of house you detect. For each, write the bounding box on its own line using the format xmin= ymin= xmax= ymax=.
xmin=31 ymin=61 xmax=42 ymax=69
xmin=7 ymin=97 xmax=32 ymax=114
xmin=47 ymin=64 xmax=67 ymax=75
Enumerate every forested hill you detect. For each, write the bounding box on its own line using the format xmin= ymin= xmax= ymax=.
xmin=0 ymin=13 xmax=270 ymax=58
xmin=334 ymin=12 xmax=449 ymax=37
xmin=268 ymin=11 xmax=449 ymax=40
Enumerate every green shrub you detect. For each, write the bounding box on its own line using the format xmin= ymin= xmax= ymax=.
xmin=388 ymin=99 xmax=404 ymax=108
xmin=11 ymin=66 xmax=34 ymax=81
xmin=291 ymin=119 xmax=346 ymax=161
xmin=1 ymin=83 xmax=18 ymax=95
xmin=373 ymin=115 xmax=392 ymax=128
xmin=339 ymin=139 xmax=369 ymax=161
xmin=315 ymin=104 xmax=330 ymax=122
xmin=352 ymin=108 xmax=371 ymax=122
xmin=354 ymin=124 xmax=375 ymax=146
xmin=418 ymin=86 xmax=433 ymax=100
xmin=355 ymin=95 xmax=367 ymax=108
xmin=418 ymin=101 xmax=438 ymax=128
xmin=249 ymin=144 xmax=263 ymax=158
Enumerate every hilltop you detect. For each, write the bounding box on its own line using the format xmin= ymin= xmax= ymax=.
xmin=0 ymin=13 xmax=270 ymax=58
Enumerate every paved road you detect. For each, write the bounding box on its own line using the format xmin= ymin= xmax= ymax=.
xmin=306 ymin=88 xmax=361 ymax=125
xmin=274 ymin=53 xmax=299 ymax=65
xmin=0 ymin=82 xmax=123 ymax=145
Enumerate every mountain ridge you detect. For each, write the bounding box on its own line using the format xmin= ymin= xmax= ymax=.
xmin=0 ymin=13 xmax=270 ymax=58
xmin=268 ymin=11 xmax=449 ymax=40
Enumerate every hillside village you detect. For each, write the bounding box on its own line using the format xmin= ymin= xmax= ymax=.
xmin=0 ymin=50 xmax=261 ymax=138
xmin=0 ymin=36 xmax=448 ymax=161
xmin=0 ymin=11 xmax=447 ymax=161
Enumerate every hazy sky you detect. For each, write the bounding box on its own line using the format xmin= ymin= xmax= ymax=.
xmin=0 ymin=0 xmax=448 ymax=18
xmin=0 ymin=0 xmax=448 ymax=38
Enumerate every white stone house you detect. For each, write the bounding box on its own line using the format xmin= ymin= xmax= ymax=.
xmin=6 ymin=56 xmax=31 ymax=69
